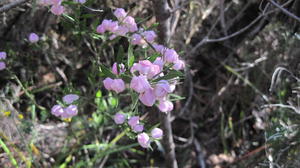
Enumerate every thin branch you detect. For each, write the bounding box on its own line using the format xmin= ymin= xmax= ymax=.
xmin=152 ymin=0 xmax=178 ymax=168
xmin=268 ymin=0 xmax=300 ymax=23
xmin=186 ymin=0 xmax=294 ymax=58
xmin=0 ymin=0 xmax=28 ymax=13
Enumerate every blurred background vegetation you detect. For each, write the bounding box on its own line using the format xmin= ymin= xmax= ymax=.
xmin=0 ymin=0 xmax=300 ymax=167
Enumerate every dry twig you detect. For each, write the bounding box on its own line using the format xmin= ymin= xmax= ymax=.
xmin=0 ymin=0 xmax=29 ymax=13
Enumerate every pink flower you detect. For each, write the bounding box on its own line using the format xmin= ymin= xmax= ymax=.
xmin=97 ymin=20 xmax=118 ymax=33
xmin=103 ymin=78 xmax=125 ymax=93
xmin=51 ymin=0 xmax=62 ymax=5
xmin=173 ymin=60 xmax=185 ymax=70
xmin=131 ymin=34 xmax=145 ymax=46
xmin=103 ymin=77 xmax=114 ymax=90
xmin=112 ymin=63 xmax=125 ymax=75
xmin=114 ymin=8 xmax=127 ymax=19
xmin=74 ymin=0 xmax=86 ymax=3
xmin=114 ymin=113 xmax=126 ymax=124
xmin=29 ymin=33 xmax=39 ymax=43
xmin=164 ymin=48 xmax=179 ymax=63
xmin=110 ymin=79 xmax=126 ymax=93
xmin=153 ymin=44 xmax=166 ymax=54
xmin=123 ymin=16 xmax=138 ymax=32
xmin=157 ymin=100 xmax=173 ymax=113
xmin=142 ymin=30 xmax=156 ymax=43
xmin=62 ymin=105 xmax=78 ymax=118
xmin=128 ymin=116 xmax=139 ymax=127
xmin=0 ymin=52 xmax=7 ymax=60
xmin=137 ymin=133 xmax=150 ymax=148
xmin=51 ymin=105 xmax=64 ymax=117
xmin=39 ymin=0 xmax=52 ymax=6
xmin=139 ymin=89 xmax=156 ymax=107
xmin=103 ymin=20 xmax=118 ymax=32
xmin=51 ymin=5 xmax=64 ymax=15
xmin=96 ymin=25 xmax=106 ymax=34
xmin=142 ymin=62 xmax=160 ymax=79
xmin=130 ymin=75 xmax=151 ymax=93
xmin=154 ymin=80 xmax=172 ymax=98
xmin=151 ymin=128 xmax=163 ymax=139
xmin=153 ymin=57 xmax=164 ymax=71
xmin=133 ymin=124 xmax=144 ymax=132
xmin=0 ymin=62 xmax=6 ymax=70
xmin=113 ymin=25 xmax=129 ymax=36
xmin=131 ymin=60 xmax=160 ymax=79
xmin=63 ymin=94 xmax=79 ymax=104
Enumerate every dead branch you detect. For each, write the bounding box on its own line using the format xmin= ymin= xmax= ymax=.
xmin=0 ymin=0 xmax=29 ymax=13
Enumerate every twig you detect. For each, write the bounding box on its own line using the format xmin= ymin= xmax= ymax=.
xmin=177 ymin=68 xmax=193 ymax=117
xmin=268 ymin=0 xmax=300 ymax=23
xmin=194 ymin=138 xmax=206 ymax=168
xmin=0 ymin=0 xmax=28 ymax=13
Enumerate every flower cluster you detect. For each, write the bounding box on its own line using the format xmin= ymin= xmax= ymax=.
xmin=114 ymin=113 xmax=163 ymax=148
xmin=0 ymin=52 xmax=7 ymax=71
xmin=51 ymin=94 xmax=79 ymax=118
xmin=97 ymin=8 xmax=138 ymax=40
xmin=101 ymin=8 xmax=185 ymax=113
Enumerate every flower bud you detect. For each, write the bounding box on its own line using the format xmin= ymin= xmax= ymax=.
xmin=151 ymin=128 xmax=163 ymax=139
xmin=29 ymin=33 xmax=39 ymax=43
xmin=128 ymin=116 xmax=139 ymax=128
xmin=114 ymin=113 xmax=126 ymax=124
xmin=133 ymin=124 xmax=144 ymax=132
xmin=137 ymin=133 xmax=150 ymax=148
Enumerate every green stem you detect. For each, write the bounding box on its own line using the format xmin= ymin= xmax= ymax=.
xmin=0 ymin=137 xmax=19 ymax=168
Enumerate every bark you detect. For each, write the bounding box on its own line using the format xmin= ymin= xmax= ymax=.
xmin=152 ymin=0 xmax=178 ymax=168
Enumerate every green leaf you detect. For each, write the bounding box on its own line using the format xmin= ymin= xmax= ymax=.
xmin=169 ymin=94 xmax=185 ymax=101
xmin=116 ymin=45 xmax=125 ymax=63
xmin=130 ymin=91 xmax=139 ymax=111
xmin=90 ymin=33 xmax=106 ymax=41
xmin=147 ymin=52 xmax=160 ymax=62
xmin=153 ymin=70 xmax=184 ymax=82
xmin=99 ymin=64 xmax=116 ymax=78
xmin=127 ymin=45 xmax=135 ymax=68
xmin=62 ymin=14 xmax=76 ymax=23
xmin=81 ymin=14 xmax=96 ymax=19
